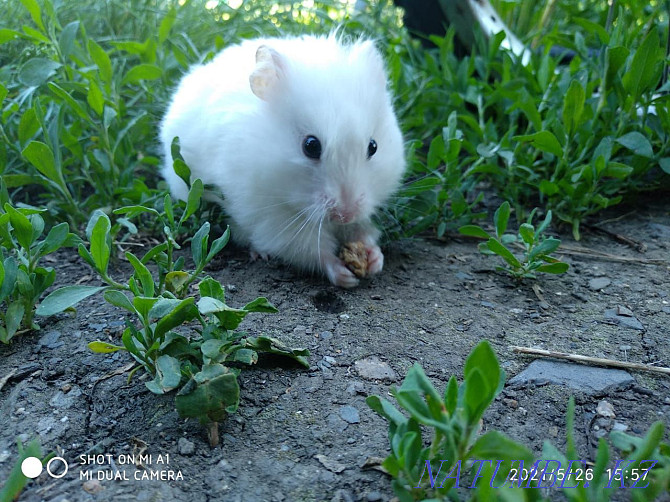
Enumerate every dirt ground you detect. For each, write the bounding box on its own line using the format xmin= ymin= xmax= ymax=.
xmin=1 ymin=198 xmax=669 ymax=502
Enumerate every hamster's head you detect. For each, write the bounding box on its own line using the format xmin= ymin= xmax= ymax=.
xmin=249 ymin=36 xmax=405 ymax=227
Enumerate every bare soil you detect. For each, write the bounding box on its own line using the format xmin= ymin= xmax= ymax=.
xmin=1 ymin=200 xmax=669 ymax=502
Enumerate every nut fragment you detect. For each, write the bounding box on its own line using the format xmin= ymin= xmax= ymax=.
xmin=339 ymin=241 xmax=368 ymax=278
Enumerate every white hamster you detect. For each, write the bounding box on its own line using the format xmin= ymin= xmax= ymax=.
xmin=160 ymin=34 xmax=405 ymax=287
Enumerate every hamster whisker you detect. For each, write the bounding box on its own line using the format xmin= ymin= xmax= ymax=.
xmin=264 ymin=203 xmax=325 ymax=258
xmin=316 ymin=210 xmax=326 ymax=274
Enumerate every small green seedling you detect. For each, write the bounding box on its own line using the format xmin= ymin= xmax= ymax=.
xmin=367 ymin=341 xmax=534 ymax=500
xmin=459 ymin=201 xmax=569 ymax=279
xmin=369 ymin=343 xmax=670 ymax=501
xmin=37 ymin=158 xmax=309 ymax=443
xmin=0 ymin=182 xmax=78 ymax=342
xmin=0 ymin=438 xmax=50 ymax=502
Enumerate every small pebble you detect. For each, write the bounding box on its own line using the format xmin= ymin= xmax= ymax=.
xmin=339 ymin=406 xmax=360 ymax=424
xmin=596 ymin=400 xmax=615 ymax=418
xmin=589 ymin=278 xmax=611 ymax=291
xmin=178 ymin=437 xmax=196 ymax=456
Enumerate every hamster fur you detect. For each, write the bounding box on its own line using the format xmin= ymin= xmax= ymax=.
xmin=160 ymin=34 xmax=405 ymax=288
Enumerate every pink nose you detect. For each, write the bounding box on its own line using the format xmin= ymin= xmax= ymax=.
xmin=329 ymin=208 xmax=356 ymax=224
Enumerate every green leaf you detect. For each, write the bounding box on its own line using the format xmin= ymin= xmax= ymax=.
xmin=518 ymin=223 xmax=535 ymax=245
xmin=87 ymin=80 xmax=104 ymax=116
xmin=616 ymin=132 xmax=653 ymax=158
xmin=0 ymin=29 xmax=21 ymax=44
xmin=232 ymin=348 xmax=258 ymax=365
xmin=244 ymin=336 xmax=310 ymax=368
xmin=103 ymin=289 xmax=135 ymax=313
xmin=22 ymin=141 xmax=62 ymax=187
xmin=494 ymin=201 xmax=510 ymax=238
xmin=165 ymin=271 xmax=190 ymax=296
xmin=539 ymin=180 xmax=559 ymax=196
xmin=4 ymin=302 xmax=25 ymax=341
xmin=605 ymin=46 xmax=630 ymax=90
xmin=528 ymin=237 xmax=561 ymax=261
xmin=126 ymin=252 xmax=154 ymax=297
xmin=660 ymin=158 xmax=670 ymax=175
xmin=464 ymin=368 xmax=488 ymax=421
xmin=242 ymin=297 xmax=278 ymax=313
xmin=444 ymin=375 xmax=457 ymax=416
xmin=89 ymin=212 xmax=111 ymax=275
xmin=458 ymin=225 xmax=490 ymax=239
xmin=18 ymin=108 xmax=40 ymax=145
xmin=47 ymin=83 xmax=91 ymax=122
xmin=623 ymin=27 xmax=663 ymax=102
xmin=41 ymin=222 xmax=70 ymax=255
xmin=159 ymin=7 xmax=177 ymax=43
xmin=0 ymin=258 xmax=18 ymax=301
xmin=88 ymin=341 xmax=125 ymax=353
xmin=198 ymin=278 xmax=225 ymax=302
xmin=562 ymin=80 xmax=585 ymax=137
xmin=113 ymin=205 xmax=161 ymax=219
xmin=88 ymin=40 xmax=112 ymax=84
xmin=4 ymin=204 xmax=34 ymax=250
xmin=146 ymin=355 xmax=182 ymax=394
xmin=400 ymin=176 xmax=440 ymax=197
xmin=486 ymin=238 xmax=522 ymax=268
xmin=132 ymin=296 xmax=159 ymax=322
xmin=175 ymin=364 xmax=240 ymax=423
xmin=366 ymin=395 xmax=407 ymax=427
xmin=469 ymin=430 xmax=533 ymax=461
xmin=183 ymin=178 xmax=204 ymax=221
xmin=148 ymin=298 xmax=182 ymax=320
xmin=536 ymin=262 xmax=569 ymax=274
xmin=513 ymin=131 xmax=563 ymax=157
xmin=154 ymin=297 xmax=198 ymax=340
xmin=464 ymin=340 xmax=501 ymax=402
xmin=59 ymin=21 xmax=80 ymax=58
xmin=36 ymin=285 xmax=105 ymax=316
xmin=122 ymin=64 xmax=163 ymax=85
xmin=197 ymin=297 xmax=248 ymax=330
xmin=602 ymin=162 xmax=633 ymax=179
xmin=20 ymin=0 xmax=44 ymax=31
xmin=206 ymin=226 xmax=230 ymax=262
xmin=191 ymin=222 xmax=209 ymax=268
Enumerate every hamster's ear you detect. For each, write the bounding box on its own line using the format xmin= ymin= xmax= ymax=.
xmin=250 ymin=45 xmax=285 ymax=101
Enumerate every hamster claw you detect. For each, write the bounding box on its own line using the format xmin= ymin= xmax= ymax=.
xmin=250 ymin=250 xmax=270 ymax=262
xmin=366 ymin=245 xmax=384 ymax=275
xmin=324 ymin=257 xmax=360 ymax=288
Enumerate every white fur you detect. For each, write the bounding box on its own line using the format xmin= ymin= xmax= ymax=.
xmin=160 ymin=34 xmax=405 ymax=287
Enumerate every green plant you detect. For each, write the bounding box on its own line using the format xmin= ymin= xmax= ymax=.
xmin=367 ymin=341 xmax=535 ymax=500
xmin=0 ymin=438 xmax=48 ymax=502
xmin=368 ymin=343 xmax=670 ymax=501
xmin=0 ymin=180 xmax=77 ymax=342
xmin=37 ymin=168 xmax=309 ymax=443
xmin=459 ymin=201 xmax=569 ymax=279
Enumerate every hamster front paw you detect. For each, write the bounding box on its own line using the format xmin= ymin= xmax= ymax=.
xmin=366 ymin=244 xmax=384 ymax=275
xmin=323 ymin=254 xmax=360 ymax=288
xmin=250 ymin=250 xmax=270 ymax=262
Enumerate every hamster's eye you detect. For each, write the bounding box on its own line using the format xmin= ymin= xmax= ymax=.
xmin=302 ymin=135 xmax=322 ymax=160
xmin=367 ymin=139 xmax=377 ymax=159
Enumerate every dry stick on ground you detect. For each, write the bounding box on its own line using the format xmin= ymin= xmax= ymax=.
xmin=555 ymin=245 xmax=668 ymax=266
xmin=511 ymin=346 xmax=670 ymax=376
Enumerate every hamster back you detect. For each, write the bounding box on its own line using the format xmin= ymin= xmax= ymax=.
xmin=160 ymin=34 xmax=405 ymax=288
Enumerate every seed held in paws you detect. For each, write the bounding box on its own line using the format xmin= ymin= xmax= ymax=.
xmin=339 ymin=241 xmax=368 ymax=278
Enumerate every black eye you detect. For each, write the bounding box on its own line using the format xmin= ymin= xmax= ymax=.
xmin=367 ymin=139 xmax=377 ymax=158
xmin=302 ymin=135 xmax=322 ymax=160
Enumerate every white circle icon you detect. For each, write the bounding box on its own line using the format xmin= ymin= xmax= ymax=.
xmin=21 ymin=457 xmax=43 ymax=478
xmin=46 ymin=457 xmax=69 ymax=478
